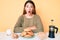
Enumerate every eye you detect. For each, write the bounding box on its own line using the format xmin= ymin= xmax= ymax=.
xmin=26 ymin=5 xmax=29 ymax=8
xmin=30 ymin=5 xmax=33 ymax=8
xmin=26 ymin=4 xmax=29 ymax=8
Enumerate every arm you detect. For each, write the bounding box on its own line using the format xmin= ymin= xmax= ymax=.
xmin=33 ymin=15 xmax=44 ymax=32
xmin=36 ymin=16 xmax=44 ymax=32
xmin=36 ymin=16 xmax=46 ymax=40
xmin=14 ymin=15 xmax=24 ymax=33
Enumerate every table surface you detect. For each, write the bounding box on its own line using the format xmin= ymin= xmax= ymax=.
xmin=0 ymin=32 xmax=60 ymax=40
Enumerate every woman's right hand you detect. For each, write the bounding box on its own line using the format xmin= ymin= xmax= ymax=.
xmin=11 ymin=33 xmax=19 ymax=39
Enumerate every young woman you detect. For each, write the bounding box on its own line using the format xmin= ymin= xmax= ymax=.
xmin=14 ymin=0 xmax=44 ymax=33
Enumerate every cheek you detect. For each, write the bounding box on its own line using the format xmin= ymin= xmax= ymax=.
xmin=25 ymin=7 xmax=29 ymax=11
xmin=30 ymin=7 xmax=34 ymax=11
xmin=31 ymin=8 xmax=34 ymax=11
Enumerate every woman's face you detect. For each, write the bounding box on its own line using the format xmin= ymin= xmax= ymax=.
xmin=25 ymin=3 xmax=34 ymax=14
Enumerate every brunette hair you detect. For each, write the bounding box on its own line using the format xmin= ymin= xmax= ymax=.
xmin=23 ymin=0 xmax=36 ymax=15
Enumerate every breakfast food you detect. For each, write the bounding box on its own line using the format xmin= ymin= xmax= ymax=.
xmin=20 ymin=28 xmax=34 ymax=38
xmin=20 ymin=31 xmax=26 ymax=37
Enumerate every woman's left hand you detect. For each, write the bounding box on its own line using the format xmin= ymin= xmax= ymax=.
xmin=38 ymin=32 xmax=47 ymax=40
xmin=29 ymin=26 xmax=37 ymax=30
xmin=24 ymin=26 xmax=37 ymax=31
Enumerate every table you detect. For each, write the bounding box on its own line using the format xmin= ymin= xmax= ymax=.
xmin=0 ymin=32 xmax=60 ymax=40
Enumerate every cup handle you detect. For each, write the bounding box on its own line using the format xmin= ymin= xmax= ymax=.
xmin=55 ymin=27 xmax=58 ymax=33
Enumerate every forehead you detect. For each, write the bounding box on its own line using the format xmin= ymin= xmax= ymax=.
xmin=26 ymin=3 xmax=33 ymax=6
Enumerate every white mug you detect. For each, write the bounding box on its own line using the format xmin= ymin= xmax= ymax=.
xmin=6 ymin=28 xmax=12 ymax=36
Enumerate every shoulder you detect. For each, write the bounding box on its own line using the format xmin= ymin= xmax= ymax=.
xmin=34 ymin=15 xmax=40 ymax=18
xmin=19 ymin=15 xmax=24 ymax=18
xmin=18 ymin=15 xmax=24 ymax=18
xmin=18 ymin=15 xmax=24 ymax=20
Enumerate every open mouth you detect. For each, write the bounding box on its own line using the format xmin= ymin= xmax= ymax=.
xmin=28 ymin=11 xmax=30 ymax=13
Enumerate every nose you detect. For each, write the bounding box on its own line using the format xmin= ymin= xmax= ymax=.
xmin=28 ymin=7 xmax=31 ymax=10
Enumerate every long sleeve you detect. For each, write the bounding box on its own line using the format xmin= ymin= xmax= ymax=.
xmin=33 ymin=15 xmax=44 ymax=33
xmin=37 ymin=16 xmax=44 ymax=32
xmin=14 ymin=15 xmax=24 ymax=33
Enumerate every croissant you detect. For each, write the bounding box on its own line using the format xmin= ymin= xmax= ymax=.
xmin=20 ymin=28 xmax=34 ymax=38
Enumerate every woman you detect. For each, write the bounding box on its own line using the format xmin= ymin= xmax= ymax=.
xmin=14 ymin=0 xmax=44 ymax=33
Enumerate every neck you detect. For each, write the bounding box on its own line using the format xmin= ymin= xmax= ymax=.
xmin=25 ymin=13 xmax=34 ymax=18
xmin=26 ymin=13 xmax=33 ymax=16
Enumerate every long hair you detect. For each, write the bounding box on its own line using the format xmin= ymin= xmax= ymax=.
xmin=23 ymin=0 xmax=36 ymax=15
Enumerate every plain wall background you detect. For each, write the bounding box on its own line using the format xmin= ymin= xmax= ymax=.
xmin=0 ymin=0 xmax=60 ymax=32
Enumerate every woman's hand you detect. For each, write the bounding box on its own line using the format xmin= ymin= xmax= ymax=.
xmin=38 ymin=32 xmax=47 ymax=40
xmin=11 ymin=33 xmax=19 ymax=39
xmin=24 ymin=26 xmax=37 ymax=31
xmin=29 ymin=26 xmax=37 ymax=30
